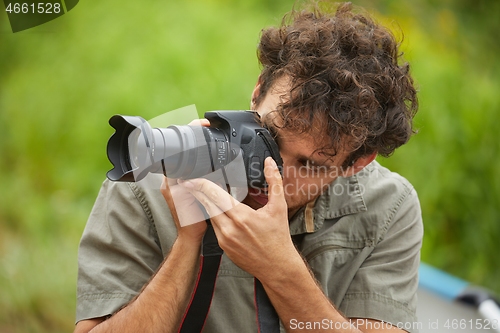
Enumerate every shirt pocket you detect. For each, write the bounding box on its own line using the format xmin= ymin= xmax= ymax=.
xmin=301 ymin=240 xmax=372 ymax=307
xmin=303 ymin=240 xmax=366 ymax=270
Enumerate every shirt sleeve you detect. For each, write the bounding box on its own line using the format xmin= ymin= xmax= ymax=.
xmin=75 ymin=179 xmax=165 ymax=323
xmin=339 ymin=188 xmax=423 ymax=332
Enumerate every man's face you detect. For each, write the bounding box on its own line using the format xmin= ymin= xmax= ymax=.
xmin=244 ymin=80 xmax=350 ymax=216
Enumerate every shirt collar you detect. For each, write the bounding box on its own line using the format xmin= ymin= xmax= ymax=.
xmin=288 ymin=165 xmax=369 ymax=236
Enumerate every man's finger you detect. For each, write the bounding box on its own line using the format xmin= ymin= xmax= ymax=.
xmin=179 ymin=178 xmax=239 ymax=214
xmin=189 ymin=189 xmax=225 ymax=219
xmin=188 ymin=119 xmax=210 ymax=127
xmin=166 ymin=177 xmax=178 ymax=186
xmin=160 ymin=177 xmax=181 ymax=225
xmin=263 ymin=157 xmax=286 ymax=209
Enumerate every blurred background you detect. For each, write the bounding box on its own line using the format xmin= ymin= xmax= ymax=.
xmin=0 ymin=0 xmax=498 ymax=332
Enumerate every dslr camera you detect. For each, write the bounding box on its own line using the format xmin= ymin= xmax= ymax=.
xmin=106 ymin=110 xmax=282 ymax=189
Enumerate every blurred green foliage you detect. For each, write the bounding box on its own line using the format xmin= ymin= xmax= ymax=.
xmin=358 ymin=0 xmax=500 ymax=288
xmin=0 ymin=0 xmax=499 ymax=332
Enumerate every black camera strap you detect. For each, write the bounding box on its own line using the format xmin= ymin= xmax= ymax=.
xmin=178 ymin=222 xmax=222 ymax=333
xmin=178 ymin=221 xmax=280 ymax=333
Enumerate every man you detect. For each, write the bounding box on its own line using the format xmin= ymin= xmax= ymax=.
xmin=74 ymin=2 xmax=422 ymax=333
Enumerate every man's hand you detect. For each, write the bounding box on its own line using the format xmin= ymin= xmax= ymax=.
xmin=160 ymin=118 xmax=211 ymax=244
xmin=178 ymin=156 xmax=296 ymax=280
xmin=160 ymin=177 xmax=207 ymax=243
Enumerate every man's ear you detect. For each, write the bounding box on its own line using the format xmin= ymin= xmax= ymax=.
xmin=341 ymin=152 xmax=377 ymax=177
xmin=250 ymin=77 xmax=262 ymax=110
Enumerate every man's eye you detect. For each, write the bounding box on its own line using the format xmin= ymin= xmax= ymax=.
xmin=300 ymin=159 xmax=323 ymax=172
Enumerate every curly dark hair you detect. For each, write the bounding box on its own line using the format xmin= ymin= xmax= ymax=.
xmin=256 ymin=1 xmax=418 ymax=168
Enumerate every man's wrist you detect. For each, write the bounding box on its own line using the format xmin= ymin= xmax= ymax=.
xmin=174 ymin=234 xmax=203 ymax=253
xmin=256 ymin=247 xmax=308 ymax=287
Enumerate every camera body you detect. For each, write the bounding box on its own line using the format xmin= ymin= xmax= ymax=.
xmin=106 ymin=111 xmax=282 ymax=188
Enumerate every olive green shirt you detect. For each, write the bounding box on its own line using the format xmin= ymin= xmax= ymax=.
xmin=76 ymin=160 xmax=423 ymax=332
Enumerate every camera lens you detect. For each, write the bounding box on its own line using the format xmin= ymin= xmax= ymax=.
xmin=107 ymin=115 xmax=232 ymax=182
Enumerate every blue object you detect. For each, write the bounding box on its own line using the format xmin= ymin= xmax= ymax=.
xmin=418 ymin=262 xmax=469 ymax=301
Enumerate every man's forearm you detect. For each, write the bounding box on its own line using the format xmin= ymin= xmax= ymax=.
xmin=260 ymin=254 xmax=360 ymax=333
xmin=87 ymin=238 xmax=200 ymax=333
